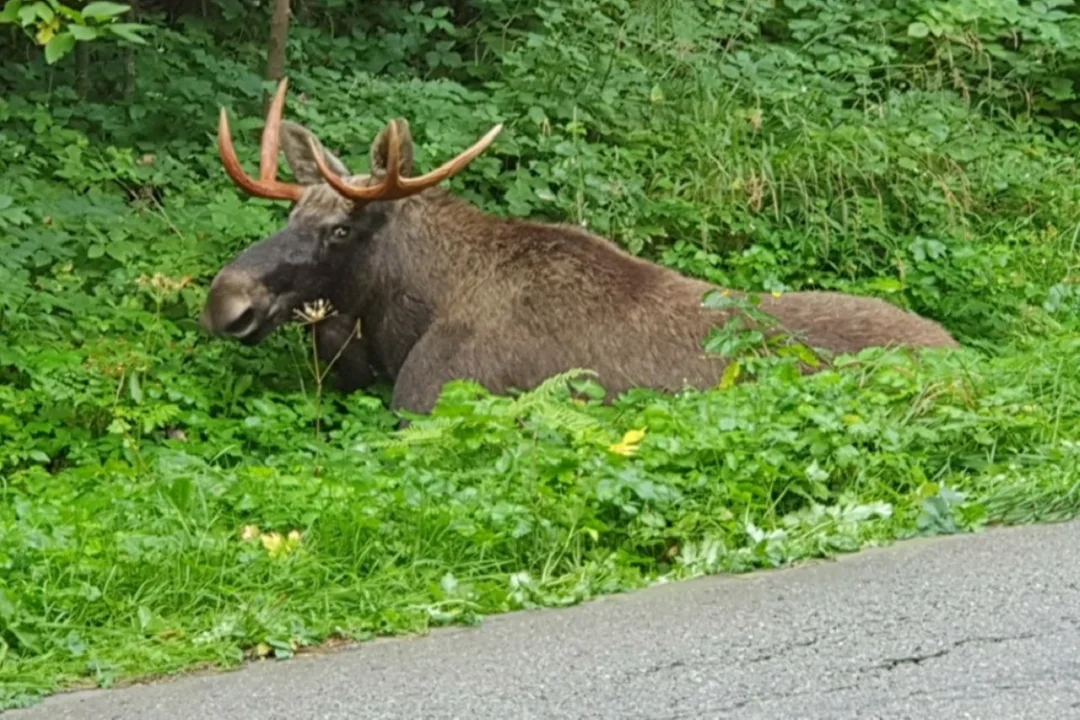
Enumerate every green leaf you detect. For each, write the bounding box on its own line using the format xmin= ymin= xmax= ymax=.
xmin=11 ymin=626 xmax=41 ymax=653
xmin=801 ymin=343 xmax=822 ymax=365
xmin=701 ymin=290 xmax=739 ymax=309
xmin=44 ymin=31 xmax=75 ymax=64
xmin=106 ymin=21 xmax=146 ymax=43
xmin=55 ymin=3 xmax=82 ymax=20
xmin=0 ymin=589 xmax=15 ymax=620
xmin=907 ymin=21 xmax=930 ymax=38
xmin=137 ymin=605 xmax=153 ymax=631
xmin=864 ymin=278 xmax=907 ymax=295
xmin=81 ymin=1 xmax=129 ymax=20
xmin=128 ymin=373 xmax=143 ymax=404
xmin=232 ymin=373 xmax=253 ymax=399
xmin=896 ymin=156 xmax=919 ymax=172
xmin=68 ymin=23 xmax=99 ymax=40
xmin=718 ymin=360 xmax=741 ymax=390
xmin=266 ymin=637 xmax=294 ymax=659
xmin=16 ymin=4 xmax=35 ymax=25
xmin=28 ymin=0 xmax=52 ymax=22
xmin=0 ymin=0 xmax=23 ymax=24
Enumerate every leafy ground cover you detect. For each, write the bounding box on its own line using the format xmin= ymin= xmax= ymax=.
xmin=3 ymin=0 xmax=1080 ymax=709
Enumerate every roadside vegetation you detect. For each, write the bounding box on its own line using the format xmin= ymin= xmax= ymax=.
xmin=2 ymin=0 xmax=1080 ymax=708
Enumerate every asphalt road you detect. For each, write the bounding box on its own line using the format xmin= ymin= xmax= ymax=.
xmin=8 ymin=520 xmax=1080 ymax=720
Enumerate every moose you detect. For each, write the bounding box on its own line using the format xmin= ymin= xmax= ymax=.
xmin=200 ymin=78 xmax=959 ymax=416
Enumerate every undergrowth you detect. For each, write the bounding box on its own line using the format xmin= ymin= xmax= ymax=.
xmin=2 ymin=0 xmax=1080 ymax=708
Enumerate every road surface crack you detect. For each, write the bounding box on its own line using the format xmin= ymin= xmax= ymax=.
xmin=642 ymin=659 xmax=686 ymax=675
xmin=875 ymin=630 xmax=1038 ymax=672
xmin=878 ymin=647 xmax=950 ymax=669
xmin=746 ymin=637 xmax=819 ymax=664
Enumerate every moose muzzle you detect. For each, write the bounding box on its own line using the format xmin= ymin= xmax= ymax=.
xmin=199 ymin=267 xmax=275 ymax=344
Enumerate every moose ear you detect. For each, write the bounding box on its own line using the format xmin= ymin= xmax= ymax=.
xmin=280 ymin=120 xmax=352 ymax=184
xmin=369 ymin=118 xmax=415 ymax=178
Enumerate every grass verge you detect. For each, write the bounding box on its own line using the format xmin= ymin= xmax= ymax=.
xmin=3 ymin=334 xmax=1080 ymax=709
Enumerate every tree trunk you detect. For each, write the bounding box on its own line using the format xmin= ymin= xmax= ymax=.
xmin=264 ymin=0 xmax=291 ymax=112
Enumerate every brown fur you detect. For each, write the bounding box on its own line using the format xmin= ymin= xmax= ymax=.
xmin=200 ymin=118 xmax=960 ymax=416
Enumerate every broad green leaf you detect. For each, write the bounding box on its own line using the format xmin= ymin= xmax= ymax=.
xmin=81 ymin=1 xmax=129 ymax=20
xmin=0 ymin=0 xmax=23 ymax=24
xmin=16 ymin=3 xmax=36 ymax=25
xmin=128 ymin=373 xmax=143 ymax=404
xmin=12 ymin=626 xmax=41 ymax=653
xmin=43 ymin=31 xmax=74 ymax=63
xmin=55 ymin=3 xmax=82 ymax=20
xmin=232 ymin=373 xmax=253 ymax=399
xmin=68 ymin=23 xmax=99 ymax=40
xmin=907 ymin=21 xmax=930 ymax=38
xmin=0 ymin=589 xmax=15 ymax=620
xmin=28 ymin=0 xmax=52 ymax=22
xmin=107 ymin=21 xmax=147 ymax=43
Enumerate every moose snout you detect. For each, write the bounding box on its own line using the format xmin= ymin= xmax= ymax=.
xmin=200 ymin=268 xmax=272 ymax=341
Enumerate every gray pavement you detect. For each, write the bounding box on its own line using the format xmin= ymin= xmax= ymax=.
xmin=7 ymin=520 xmax=1080 ymax=719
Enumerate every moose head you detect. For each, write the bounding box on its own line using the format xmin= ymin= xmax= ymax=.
xmin=200 ymin=78 xmax=959 ymax=416
xmin=200 ymin=78 xmax=502 ymax=350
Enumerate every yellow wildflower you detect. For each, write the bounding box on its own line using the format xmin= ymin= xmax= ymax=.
xmin=260 ymin=529 xmax=302 ymax=559
xmin=36 ymin=18 xmax=59 ymax=45
xmin=608 ymin=428 xmax=646 ymax=456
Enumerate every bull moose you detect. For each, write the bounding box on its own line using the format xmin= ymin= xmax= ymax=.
xmin=200 ymin=78 xmax=959 ymax=415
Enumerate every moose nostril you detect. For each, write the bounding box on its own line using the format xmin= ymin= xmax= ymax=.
xmin=223 ymin=306 xmax=257 ymax=336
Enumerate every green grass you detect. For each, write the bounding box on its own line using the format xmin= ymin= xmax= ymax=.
xmin=4 ymin=0 xmax=1080 ymax=709
xmin=3 ymin=334 xmax=1080 ymax=709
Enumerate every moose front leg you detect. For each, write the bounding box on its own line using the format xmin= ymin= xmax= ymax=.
xmin=389 ymin=323 xmax=499 ymax=417
xmin=311 ymin=314 xmax=378 ymax=393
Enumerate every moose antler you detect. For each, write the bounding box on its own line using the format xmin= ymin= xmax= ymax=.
xmin=218 ymin=76 xmax=503 ymax=204
xmin=309 ymin=117 xmax=504 ymax=203
xmin=217 ymin=78 xmax=305 ymax=202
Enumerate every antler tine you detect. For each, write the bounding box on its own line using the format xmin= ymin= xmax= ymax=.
xmin=311 ymin=122 xmax=505 ymax=203
xmin=400 ymin=123 xmax=504 ymax=192
xmin=259 ymin=78 xmax=289 ymax=183
xmin=216 ymin=77 xmax=304 ymax=202
xmin=308 ymin=136 xmax=361 ymax=199
xmin=383 ymin=119 xmax=403 ymax=191
xmin=309 ymin=119 xmax=407 ymax=202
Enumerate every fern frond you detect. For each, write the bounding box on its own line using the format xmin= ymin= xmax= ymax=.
xmin=384 ymin=416 xmax=463 ymax=448
xmin=530 ymin=402 xmax=605 ymax=440
xmin=508 ymin=368 xmax=597 ymax=416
